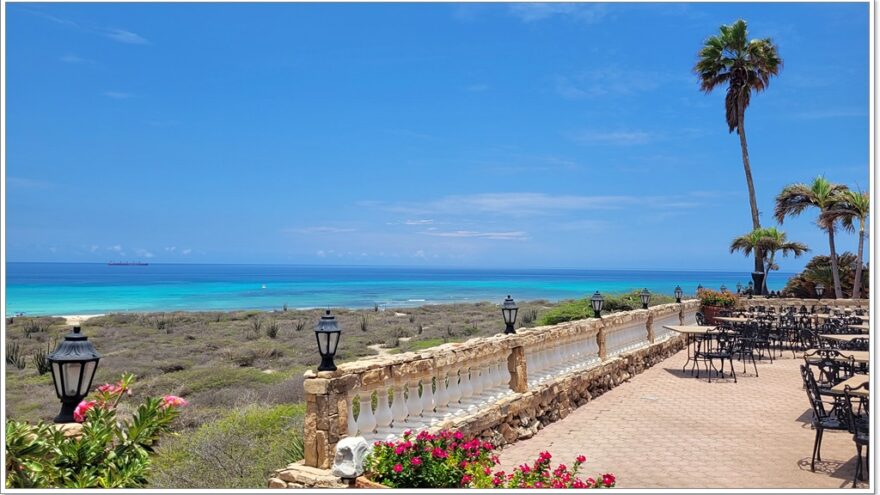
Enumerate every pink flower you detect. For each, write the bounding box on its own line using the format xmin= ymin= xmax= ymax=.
xmin=534 ymin=481 xmax=543 ymax=488
xmin=432 ymin=447 xmax=448 ymax=459
xmin=539 ymin=451 xmax=552 ymax=461
xmin=453 ymin=431 xmax=464 ymax=440
xmin=602 ymin=473 xmax=616 ymax=486
xmin=576 ymin=454 xmax=586 ymax=463
xmin=461 ymin=475 xmax=472 ymax=485
xmin=484 ymin=467 xmax=492 ymax=475
xmin=410 ymin=456 xmax=422 ymax=467
xmin=403 ymin=429 xmax=412 ymax=437
xmin=73 ymin=400 xmax=98 ymax=422
xmin=492 ymin=478 xmax=502 ymax=486
xmin=520 ymin=464 xmax=531 ymax=474
xmin=161 ymin=395 xmax=188 ymax=409
xmin=393 ymin=463 xmax=403 ymax=473
xmin=96 ymin=383 xmax=123 ymax=395
xmin=395 ymin=445 xmax=406 ymax=455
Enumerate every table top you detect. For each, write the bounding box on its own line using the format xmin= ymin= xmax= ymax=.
xmin=816 ymin=313 xmax=868 ymax=321
xmin=819 ymin=334 xmax=869 ymax=343
xmin=715 ymin=316 xmax=752 ymax=323
xmin=805 ymin=349 xmax=870 ymax=364
xmin=849 ymin=323 xmax=870 ymax=332
xmin=831 ymin=375 xmax=869 ymax=397
xmin=664 ymin=325 xmax=717 ymax=335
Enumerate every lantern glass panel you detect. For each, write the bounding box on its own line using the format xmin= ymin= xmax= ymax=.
xmin=80 ymin=361 xmax=97 ymax=396
xmin=62 ymin=362 xmax=82 ymax=397
xmin=328 ymin=331 xmax=340 ymax=355
xmin=52 ymin=362 xmax=63 ymax=397
xmin=317 ymin=332 xmax=330 ymax=355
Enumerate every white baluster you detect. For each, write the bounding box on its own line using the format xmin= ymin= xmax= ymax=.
xmin=459 ymin=366 xmax=474 ymax=408
xmin=404 ymin=379 xmax=424 ymax=429
xmin=356 ymin=391 xmax=377 ymax=441
xmin=446 ymin=367 xmax=462 ymax=415
xmin=390 ymin=383 xmax=408 ymax=434
xmin=420 ymin=375 xmax=435 ymax=420
xmin=346 ymin=394 xmax=358 ymax=438
xmin=433 ymin=368 xmax=449 ymax=422
xmin=374 ymin=386 xmax=394 ymax=440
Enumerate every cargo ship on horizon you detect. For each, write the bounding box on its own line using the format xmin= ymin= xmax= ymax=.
xmin=107 ymin=261 xmax=149 ymax=266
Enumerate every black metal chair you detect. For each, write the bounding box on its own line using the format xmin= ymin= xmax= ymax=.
xmin=695 ymin=311 xmax=706 ymax=326
xmin=803 ymin=349 xmax=856 ymax=415
xmin=703 ymin=329 xmax=737 ymax=383
xmin=842 ymin=383 xmax=870 ymax=487
xmin=801 ymin=364 xmax=849 ymax=472
xmin=735 ymin=324 xmax=760 ymax=376
xmin=840 ymin=338 xmax=869 ymax=352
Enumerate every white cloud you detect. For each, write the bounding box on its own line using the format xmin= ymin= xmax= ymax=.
xmin=164 ymin=246 xmax=176 ymax=252
xmin=107 ymin=245 xmax=123 ymax=252
xmin=90 ymin=245 xmax=100 ymax=253
xmin=104 ymin=91 xmax=134 ymax=100
xmin=421 ymin=230 xmax=530 ymax=241
xmin=316 ymin=250 xmax=327 ymax=258
xmin=404 ymin=219 xmax=434 ymax=225
xmin=135 ymin=249 xmax=155 ymax=259
xmin=552 ymin=68 xmax=677 ymax=100
xmin=465 ymin=83 xmax=490 ymax=92
xmin=792 ymin=108 xmax=867 ymax=120
xmin=181 ymin=248 xmax=192 ymax=255
xmin=285 ymin=226 xmax=357 ymax=234
xmin=60 ymin=54 xmax=95 ymax=64
xmin=105 ymin=28 xmax=149 ymax=45
xmin=509 ymin=3 xmax=607 ymax=23
xmin=567 ymin=129 xmax=654 ymax=146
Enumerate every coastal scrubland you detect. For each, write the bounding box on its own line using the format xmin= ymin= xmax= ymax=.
xmin=4 ymin=291 xmax=670 ymax=488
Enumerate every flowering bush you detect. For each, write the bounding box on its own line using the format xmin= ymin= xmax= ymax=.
xmin=697 ymin=289 xmax=738 ymax=308
xmin=364 ymin=429 xmax=495 ymax=488
xmin=5 ymin=373 xmax=187 ymax=488
xmin=365 ymin=430 xmax=615 ymax=489
xmin=468 ymin=451 xmax=616 ymax=489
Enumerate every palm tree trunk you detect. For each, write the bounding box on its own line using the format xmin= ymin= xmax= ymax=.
xmin=853 ymin=220 xmax=865 ymax=299
xmin=827 ymin=228 xmax=843 ymax=298
xmin=737 ymin=101 xmax=764 ymax=292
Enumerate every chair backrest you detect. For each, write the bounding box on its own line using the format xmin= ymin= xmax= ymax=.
xmin=801 ymin=364 xmax=829 ymax=421
xmin=841 ymin=338 xmax=869 ymax=352
xmin=843 ymin=382 xmax=870 ymax=434
xmin=803 ymin=349 xmax=856 ymax=386
xmin=695 ymin=312 xmax=705 ymax=326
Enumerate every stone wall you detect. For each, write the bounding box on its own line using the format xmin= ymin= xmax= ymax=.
xmin=269 ymin=300 xmax=699 ymax=488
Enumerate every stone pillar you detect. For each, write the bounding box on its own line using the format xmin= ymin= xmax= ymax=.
xmin=302 ymin=371 xmax=359 ymax=469
xmin=645 ymin=312 xmax=655 ymax=343
xmin=597 ymin=322 xmax=607 ymax=360
xmin=507 ymin=346 xmax=528 ymax=393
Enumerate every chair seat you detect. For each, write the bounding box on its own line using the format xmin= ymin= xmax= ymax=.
xmin=816 ymin=416 xmax=848 ymax=430
xmin=854 ymin=431 xmax=869 ymax=445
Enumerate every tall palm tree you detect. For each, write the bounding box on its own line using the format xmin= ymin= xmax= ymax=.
xmin=774 ymin=176 xmax=849 ymax=298
xmin=730 ymin=227 xmax=809 ymax=292
xmin=695 ymin=19 xmax=782 ymax=289
xmin=820 ymin=189 xmax=869 ymax=298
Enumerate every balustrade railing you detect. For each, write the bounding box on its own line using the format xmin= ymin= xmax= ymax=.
xmin=303 ymin=301 xmax=699 ymax=469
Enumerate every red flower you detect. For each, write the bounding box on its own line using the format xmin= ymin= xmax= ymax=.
xmin=492 ymin=478 xmax=502 ymax=486
xmin=539 ymin=451 xmax=552 ymax=461
xmin=410 ymin=456 xmax=422 ymax=467
xmin=395 ymin=445 xmax=406 ymax=455
xmin=484 ymin=467 xmax=492 ymax=475
xmin=73 ymin=400 xmax=98 ymax=422
xmin=453 ymin=431 xmax=464 ymax=440
xmin=96 ymin=383 xmax=123 ymax=395
xmin=393 ymin=464 xmax=403 ymax=473
xmin=461 ymin=475 xmax=472 ymax=485
xmin=431 ymin=447 xmax=448 ymax=459
xmin=534 ymin=481 xmax=543 ymax=488
xmin=602 ymin=473 xmax=616 ymax=486
xmin=576 ymin=454 xmax=586 ymax=463
xmin=520 ymin=464 xmax=531 ymax=474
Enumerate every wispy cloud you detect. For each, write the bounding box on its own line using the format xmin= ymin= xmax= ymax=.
xmin=553 ymin=67 xmax=681 ymax=100
xmin=135 ymin=248 xmax=155 ymax=259
xmin=421 ymin=230 xmax=529 ymax=241
xmin=181 ymin=248 xmax=192 ymax=255
xmin=60 ymin=54 xmax=96 ymax=65
xmin=465 ymin=83 xmax=490 ymax=93
xmin=509 ymin=3 xmax=608 ymax=23
xmin=105 ymin=28 xmax=149 ymax=45
xmin=8 ymin=176 xmax=56 ymax=189
xmin=22 ymin=8 xmax=149 ymax=45
xmin=363 ymin=192 xmax=700 ymax=217
xmin=285 ymin=226 xmax=357 ymax=234
xmin=567 ymin=129 xmax=655 ymax=146
xmin=404 ymin=219 xmax=434 ymax=225
xmin=104 ymin=91 xmax=134 ymax=100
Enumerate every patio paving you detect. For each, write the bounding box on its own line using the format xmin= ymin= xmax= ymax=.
xmin=498 ymin=348 xmax=869 ymax=489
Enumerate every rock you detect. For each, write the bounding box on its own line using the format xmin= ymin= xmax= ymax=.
xmin=267 ymin=477 xmax=287 ymax=488
xmin=330 ymin=436 xmax=369 ymax=480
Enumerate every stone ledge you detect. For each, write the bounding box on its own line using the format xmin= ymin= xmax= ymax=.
xmin=271 ymin=461 xmax=351 ymax=489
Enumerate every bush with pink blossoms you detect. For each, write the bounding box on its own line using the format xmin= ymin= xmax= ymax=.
xmin=468 ymin=450 xmax=616 ymax=489
xmin=5 ymin=373 xmax=188 ymax=488
xmin=364 ymin=429 xmax=495 ymax=488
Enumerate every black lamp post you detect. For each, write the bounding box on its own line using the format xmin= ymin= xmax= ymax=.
xmin=315 ymin=310 xmax=341 ymax=372
xmin=736 ymin=282 xmax=743 ymax=294
xmin=815 ymin=283 xmax=825 ymax=300
xmin=639 ymin=288 xmax=651 ymax=310
xmin=696 ymin=284 xmax=704 ymax=293
xmin=47 ymin=326 xmax=101 ymax=423
xmin=674 ymin=285 xmax=683 ymax=303
xmin=591 ymin=291 xmax=605 ymax=318
xmin=501 ymin=295 xmax=519 ymax=334
xmin=720 ymin=284 xmax=728 ymax=294
xmin=747 ymin=281 xmax=754 ymax=299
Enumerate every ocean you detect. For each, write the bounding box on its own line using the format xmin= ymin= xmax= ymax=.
xmin=4 ymin=263 xmax=793 ymax=316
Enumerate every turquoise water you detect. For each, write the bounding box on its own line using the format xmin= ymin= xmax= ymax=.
xmin=5 ymin=263 xmax=792 ymax=316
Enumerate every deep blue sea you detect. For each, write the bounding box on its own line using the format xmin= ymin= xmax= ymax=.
xmin=4 ymin=263 xmax=793 ymax=316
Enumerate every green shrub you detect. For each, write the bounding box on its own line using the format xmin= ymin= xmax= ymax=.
xmin=697 ymin=289 xmax=737 ymax=308
xmin=6 ymin=342 xmax=26 ymax=369
xmin=4 ymin=374 xmax=185 ymax=489
xmin=265 ymin=319 xmax=279 ymax=339
xmin=150 ymin=403 xmax=305 ymax=488
xmin=539 ymin=299 xmax=593 ymax=325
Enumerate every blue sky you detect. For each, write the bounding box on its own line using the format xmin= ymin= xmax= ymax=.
xmin=5 ymin=2 xmax=869 ymax=271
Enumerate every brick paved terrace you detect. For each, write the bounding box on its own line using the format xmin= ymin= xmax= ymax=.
xmin=499 ymin=348 xmax=869 ymax=489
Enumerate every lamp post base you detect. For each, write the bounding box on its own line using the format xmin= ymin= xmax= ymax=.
xmin=751 ymin=272 xmax=765 ymax=296
xmin=504 ymin=324 xmax=516 ymax=335
xmin=54 ymin=400 xmax=80 ymax=424
xmin=317 ymin=356 xmax=337 ymax=372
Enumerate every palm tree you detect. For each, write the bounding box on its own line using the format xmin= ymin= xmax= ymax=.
xmin=820 ymin=189 xmax=869 ymax=298
xmin=774 ymin=176 xmax=849 ymax=298
xmin=730 ymin=227 xmax=809 ymax=292
xmin=695 ymin=19 xmax=782 ymax=289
